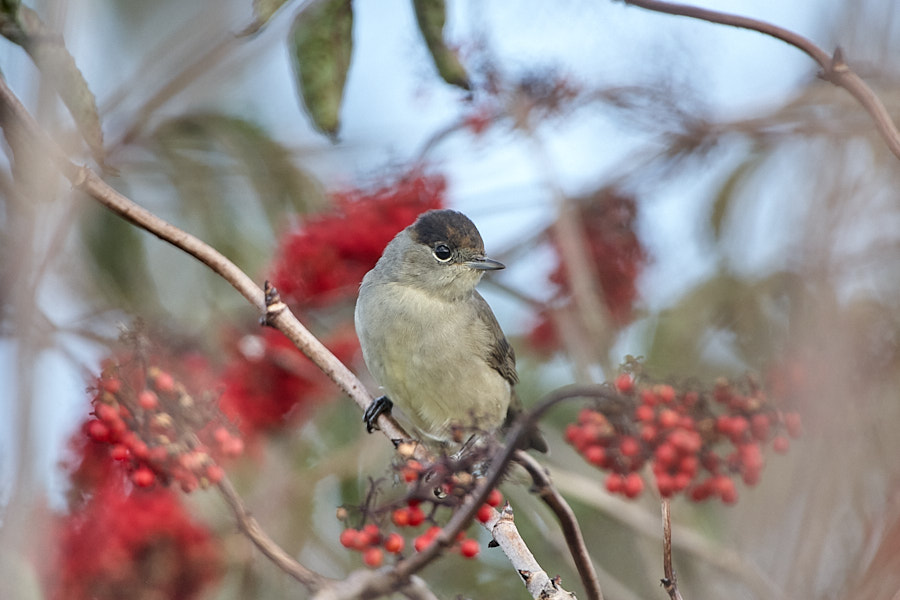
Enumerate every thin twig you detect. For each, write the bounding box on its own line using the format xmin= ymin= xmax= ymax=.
xmin=660 ymin=498 xmax=683 ymax=600
xmin=217 ymin=476 xmax=329 ymax=590
xmin=621 ymin=0 xmax=900 ymax=160
xmin=515 ymin=450 xmax=604 ymax=600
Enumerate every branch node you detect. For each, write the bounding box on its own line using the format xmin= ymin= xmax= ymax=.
xmin=830 ymin=46 xmax=848 ymax=73
xmin=499 ymin=502 xmax=515 ymax=522
xmin=71 ymin=165 xmax=89 ymax=189
xmin=261 ymin=280 xmax=287 ymax=326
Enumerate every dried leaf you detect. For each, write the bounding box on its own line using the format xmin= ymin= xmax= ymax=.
xmin=289 ymin=0 xmax=353 ymax=140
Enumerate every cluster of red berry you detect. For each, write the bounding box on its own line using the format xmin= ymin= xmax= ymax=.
xmin=339 ymin=456 xmax=505 ymax=567
xmin=53 ymin=477 xmax=222 ymax=600
xmin=86 ymin=361 xmax=243 ymax=492
xmin=567 ymin=373 xmax=801 ymax=504
xmin=528 ymin=189 xmax=646 ymax=354
xmin=269 ymin=170 xmax=446 ymax=309
xmin=218 ymin=326 xmax=359 ymax=442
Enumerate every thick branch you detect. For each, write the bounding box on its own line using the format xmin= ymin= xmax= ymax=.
xmin=621 ymin=0 xmax=900 ymax=160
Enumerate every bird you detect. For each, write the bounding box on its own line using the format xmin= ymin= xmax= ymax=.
xmin=354 ymin=208 xmax=546 ymax=453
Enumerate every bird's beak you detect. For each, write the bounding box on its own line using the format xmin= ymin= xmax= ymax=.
xmin=465 ymin=256 xmax=505 ymax=271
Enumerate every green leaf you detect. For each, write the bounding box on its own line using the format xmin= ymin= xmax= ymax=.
xmin=709 ymin=151 xmax=764 ymax=241
xmin=412 ymin=0 xmax=470 ymax=90
xmin=151 ymin=113 xmax=325 ymax=219
xmin=241 ymin=0 xmax=292 ymax=36
xmin=289 ymin=0 xmax=353 ymax=140
xmin=81 ymin=203 xmax=159 ymax=311
xmin=9 ymin=7 xmax=105 ymax=163
xmin=254 ymin=0 xmax=291 ymax=25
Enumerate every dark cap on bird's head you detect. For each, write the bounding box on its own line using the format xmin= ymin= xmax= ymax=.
xmin=408 ymin=209 xmax=504 ymax=271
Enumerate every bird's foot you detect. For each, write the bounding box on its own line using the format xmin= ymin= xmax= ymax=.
xmin=363 ymin=395 xmax=393 ymax=433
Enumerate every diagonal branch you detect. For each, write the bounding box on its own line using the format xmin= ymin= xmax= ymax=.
xmin=620 ymin=0 xmax=900 ymax=160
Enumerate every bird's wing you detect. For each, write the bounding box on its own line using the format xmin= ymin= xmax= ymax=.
xmin=473 ymin=291 xmax=518 ymax=386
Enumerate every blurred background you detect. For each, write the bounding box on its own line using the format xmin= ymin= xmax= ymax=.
xmin=2 ymin=0 xmax=900 ymax=598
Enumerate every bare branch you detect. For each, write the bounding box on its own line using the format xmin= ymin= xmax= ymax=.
xmin=515 ymin=450 xmax=604 ymax=600
xmin=217 ymin=476 xmax=329 ymax=590
xmin=660 ymin=498 xmax=684 ymax=600
xmin=621 ymin=0 xmax=900 ymax=160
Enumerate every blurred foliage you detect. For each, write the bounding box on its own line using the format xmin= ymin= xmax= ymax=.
xmin=0 ymin=4 xmax=104 ymax=162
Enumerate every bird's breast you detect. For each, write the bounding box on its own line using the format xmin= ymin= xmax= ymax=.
xmin=355 ymin=282 xmax=510 ymax=442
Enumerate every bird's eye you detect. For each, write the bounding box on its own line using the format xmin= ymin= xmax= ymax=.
xmin=433 ymin=244 xmax=453 ymax=262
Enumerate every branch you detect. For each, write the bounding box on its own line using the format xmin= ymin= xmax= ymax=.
xmin=620 ymin=0 xmax=900 ymax=160
xmin=515 ymin=450 xmax=604 ymax=600
xmin=660 ymin=498 xmax=684 ymax=600
xmin=217 ymin=476 xmax=329 ymax=590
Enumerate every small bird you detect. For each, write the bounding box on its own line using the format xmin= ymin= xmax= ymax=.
xmin=354 ymin=209 xmax=546 ymax=453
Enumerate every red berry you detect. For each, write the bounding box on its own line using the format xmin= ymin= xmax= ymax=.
xmin=402 ymin=460 xmax=423 ymax=483
xmin=640 ymin=389 xmax=657 ymax=407
xmin=673 ymin=471 xmax=692 ymax=492
xmin=102 ymin=378 xmax=122 ymax=394
xmin=362 ymin=547 xmax=383 ymax=567
xmin=772 ymin=436 xmax=790 ymax=454
xmin=384 ymin=533 xmax=404 ymax=554
xmin=623 ymin=473 xmax=644 ymax=498
xmin=678 ymin=455 xmax=698 ymax=477
xmin=153 ymin=371 xmax=175 ymax=394
xmin=640 ymin=424 xmax=658 ymax=443
xmin=392 ymin=508 xmax=410 ymax=527
xmin=486 ymin=488 xmax=503 ymax=507
xmin=459 ymin=538 xmax=480 ymax=558
xmin=476 ymin=504 xmax=494 ymax=524
xmin=213 ymin=426 xmax=230 ymax=444
xmin=205 ymin=464 xmax=225 ymax=484
xmin=750 ymin=413 xmax=770 ymax=441
xmin=657 ymin=409 xmax=679 ymax=429
xmin=406 ymin=505 xmax=425 ymax=527
xmin=130 ymin=440 xmax=150 ymax=461
xmin=614 ymin=374 xmax=634 ymax=394
xmin=340 ymin=529 xmax=359 ymax=549
xmin=605 ymin=473 xmax=625 ymax=494
xmin=656 ymin=473 xmax=675 ymax=497
xmin=225 ymin=437 xmax=245 ymax=457
xmin=584 ymin=445 xmax=606 ymax=466
xmin=619 ymin=436 xmax=641 ymax=458
xmin=565 ymin=423 xmax=580 ymax=445
xmin=96 ymin=403 xmax=119 ymax=424
xmin=87 ymin=420 xmax=109 ymax=441
xmin=656 ymin=384 xmax=676 ymax=404
xmin=110 ymin=444 xmax=129 ymax=461
xmin=360 ymin=524 xmax=380 ymax=546
xmin=654 ymin=443 xmax=677 ymax=466
xmin=131 ymin=467 xmax=155 ymax=488
xmin=635 ymin=404 xmax=655 ymax=422
xmin=138 ymin=390 xmax=159 ymax=410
